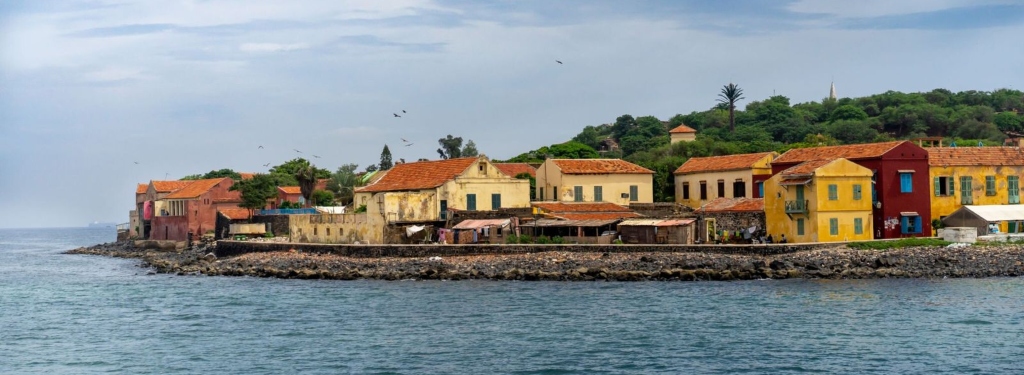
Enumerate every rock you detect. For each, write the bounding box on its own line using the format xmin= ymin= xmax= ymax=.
xmin=202 ymin=253 xmax=217 ymax=262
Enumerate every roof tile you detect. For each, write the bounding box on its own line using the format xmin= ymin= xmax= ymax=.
xmin=552 ymin=212 xmax=641 ymax=220
xmin=927 ymin=147 xmax=1024 ymax=166
xmin=674 ymin=152 xmax=775 ymax=174
xmin=781 ymin=159 xmax=834 ymax=176
xmin=356 ymin=157 xmax=479 ymax=193
xmin=151 ymin=180 xmax=193 ymax=193
xmin=669 ymin=124 xmax=697 ymax=133
xmin=551 ymin=159 xmax=653 ymax=174
xmin=494 ymin=163 xmax=537 ymax=178
xmin=136 ymin=184 xmax=148 ymax=194
xmin=218 ymin=208 xmax=251 ymax=220
xmin=164 ymin=178 xmax=229 ymax=199
xmin=278 ymin=186 xmax=302 ymax=195
xmin=532 ymin=202 xmax=633 ymax=213
xmin=701 ymin=197 xmax=764 ymax=213
xmin=774 ymin=141 xmax=906 ymax=164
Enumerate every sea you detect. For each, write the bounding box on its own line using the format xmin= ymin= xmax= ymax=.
xmin=1 ymin=227 xmax=1022 ymax=374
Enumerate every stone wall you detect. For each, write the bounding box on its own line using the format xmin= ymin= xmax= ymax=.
xmin=215 ymin=240 xmax=834 ymax=258
xmin=251 ymin=215 xmax=292 ymax=237
xmin=629 ymin=203 xmax=694 ymax=218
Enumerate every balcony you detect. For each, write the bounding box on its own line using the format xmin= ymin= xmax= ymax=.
xmin=785 ymin=200 xmax=808 ymax=214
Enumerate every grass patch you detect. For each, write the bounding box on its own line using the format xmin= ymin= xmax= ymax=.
xmin=847 ymin=238 xmax=952 ymax=250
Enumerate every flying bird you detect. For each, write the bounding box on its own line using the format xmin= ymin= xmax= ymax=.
xmin=401 ymin=138 xmax=409 ymax=143
xmin=134 ymin=161 xmax=139 ymax=164
xmin=404 ymin=143 xmax=414 ymax=147
xmin=556 ymin=60 xmax=562 ymax=64
xmin=313 ymin=155 xmax=321 ymax=158
xmin=393 ymin=113 xmax=401 ymax=118
xmin=258 ymin=145 xmax=263 ymax=149
xmin=263 ymin=163 xmax=271 ymax=167
xmin=293 ymin=149 xmax=302 ymax=153
xmin=402 ymin=110 xmax=406 ymax=113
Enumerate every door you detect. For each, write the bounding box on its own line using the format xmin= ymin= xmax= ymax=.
xmin=704 ymin=218 xmax=716 ymax=242
xmin=795 ymin=185 xmax=804 ymax=203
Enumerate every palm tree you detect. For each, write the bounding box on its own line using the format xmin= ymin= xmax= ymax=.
xmin=295 ymin=165 xmax=317 ymax=208
xmin=717 ymin=83 xmax=745 ymax=131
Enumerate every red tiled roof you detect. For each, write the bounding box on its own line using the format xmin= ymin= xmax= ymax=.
xmin=551 ymin=159 xmax=653 ymax=174
xmin=238 ymin=173 xmax=255 ymax=180
xmin=701 ymin=197 xmax=764 ymax=213
xmin=669 ymin=124 xmax=697 ymax=133
xmin=356 ymin=157 xmax=479 ymax=193
xmin=218 ymin=208 xmax=251 ymax=220
xmin=781 ymin=159 xmax=834 ymax=176
xmin=532 ymin=202 xmax=632 ymax=213
xmin=774 ymin=141 xmax=906 ymax=164
xmin=136 ymin=184 xmax=148 ymax=194
xmin=551 ymin=212 xmax=641 ymax=220
xmin=494 ymin=163 xmax=536 ymax=178
xmin=927 ymin=147 xmax=1024 ymax=166
xmin=316 ymin=178 xmax=330 ymax=191
xmin=278 ymin=186 xmax=302 ymax=195
xmin=151 ymin=180 xmax=193 ymax=193
xmin=164 ymin=178 xmax=228 ymax=199
xmin=674 ymin=152 xmax=775 ymax=174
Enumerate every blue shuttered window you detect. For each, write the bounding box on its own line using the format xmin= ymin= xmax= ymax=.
xmin=594 ymin=186 xmax=603 ymax=202
xmin=829 ymin=218 xmax=838 ymax=236
xmin=853 ymin=184 xmax=862 ymax=200
xmin=854 ymin=218 xmax=863 ymax=235
xmin=900 ymin=173 xmax=913 ymax=193
xmin=467 ymin=194 xmax=476 ymax=211
xmin=491 ymin=194 xmax=501 ymax=210
xmin=828 ymin=184 xmax=838 ymax=200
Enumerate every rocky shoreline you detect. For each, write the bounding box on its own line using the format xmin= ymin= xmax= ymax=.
xmin=65 ymin=241 xmax=1024 ymax=281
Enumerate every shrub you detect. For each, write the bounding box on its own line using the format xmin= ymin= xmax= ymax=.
xmin=535 ymin=235 xmax=551 ymax=244
xmin=264 ymin=231 xmax=274 ymax=238
xmin=846 ymin=238 xmax=951 ymax=250
xmin=612 ymin=239 xmax=624 ymax=245
xmin=550 ymin=236 xmax=565 ymax=244
xmin=354 ymin=204 xmax=367 ymax=213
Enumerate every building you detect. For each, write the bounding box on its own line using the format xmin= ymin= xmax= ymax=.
xmin=494 ymin=163 xmax=537 ymax=178
xmin=771 ymin=141 xmax=931 ymax=239
xmin=276 ymin=186 xmax=305 ymax=208
xmin=669 ymin=124 xmax=697 ymax=144
xmin=694 ymin=197 xmax=765 ymax=243
xmin=927 ymin=147 xmax=1024 ymax=222
xmin=137 ymin=180 xmax=193 ymax=239
xmin=150 ymin=178 xmax=242 ymax=241
xmin=764 ymin=158 xmax=874 ymax=243
xmin=617 ymin=218 xmax=695 ymax=244
xmin=535 ymin=159 xmax=654 ymax=205
xmin=524 ymin=201 xmax=640 ymax=243
xmin=674 ymin=152 xmax=777 ymax=209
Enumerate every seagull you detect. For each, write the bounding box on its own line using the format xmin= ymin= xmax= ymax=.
xmin=293 ymin=149 xmax=302 ymax=153
xmin=401 ymin=138 xmax=409 ymax=143
xmin=134 ymin=161 xmax=139 ymax=164
xmin=313 ymin=155 xmax=321 ymax=158
xmin=404 ymin=143 xmax=413 ymax=147
xmin=258 ymin=145 xmax=263 ymax=149
xmin=263 ymin=163 xmax=271 ymax=167
xmin=393 ymin=113 xmax=401 ymax=118
xmin=402 ymin=110 xmax=406 ymax=113
xmin=556 ymin=60 xmax=562 ymax=64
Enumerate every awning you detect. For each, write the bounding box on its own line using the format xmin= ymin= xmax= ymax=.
xmin=453 ymin=219 xmax=510 ymax=230
xmin=900 ymin=211 xmax=919 ymax=217
xmin=897 ymin=169 xmax=916 ymax=173
xmin=780 ymin=179 xmax=811 ymax=186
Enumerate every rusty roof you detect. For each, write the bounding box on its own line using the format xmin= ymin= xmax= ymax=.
xmin=774 ymin=141 xmax=907 ymax=164
xmin=356 ymin=157 xmax=479 ymax=193
xmin=494 ymin=163 xmax=537 ymax=178
xmin=532 ymin=218 xmax=622 ymax=227
xmin=780 ymin=159 xmax=834 ymax=176
xmin=701 ymin=197 xmax=764 ymax=213
xmin=164 ymin=178 xmax=229 ymax=199
xmin=278 ymin=186 xmax=302 ymax=195
xmin=552 ymin=212 xmax=641 ymax=221
xmin=532 ymin=201 xmax=632 ymax=213
xmin=674 ymin=152 xmax=775 ymax=174
xmin=136 ymin=184 xmax=148 ymax=194
xmin=218 ymin=208 xmax=251 ymax=220
xmin=238 ymin=173 xmax=255 ymax=180
xmin=927 ymin=147 xmax=1024 ymax=166
xmin=151 ymin=180 xmax=193 ymax=193
xmin=551 ymin=159 xmax=653 ymax=174
xmin=669 ymin=124 xmax=697 ymax=133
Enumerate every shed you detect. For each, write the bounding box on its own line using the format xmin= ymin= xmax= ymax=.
xmin=617 ymin=218 xmax=695 ymax=244
xmin=523 ymin=218 xmax=621 ymax=244
xmin=942 ymin=205 xmax=1024 ymax=235
xmin=451 ymin=219 xmax=513 ymax=244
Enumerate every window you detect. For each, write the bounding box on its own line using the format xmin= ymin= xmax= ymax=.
xmin=479 ymin=163 xmax=485 ymax=173
xmin=828 ymin=184 xmax=838 ymax=200
xmin=854 ymin=218 xmax=863 ymax=235
xmin=574 ymin=186 xmax=583 ymax=202
xmin=491 ymin=194 xmax=501 ymax=209
xmin=901 ymin=215 xmax=922 ymax=234
xmin=313 ymin=226 xmax=318 ymax=236
xmin=829 ymin=218 xmax=838 ymax=236
xmin=629 ymin=185 xmax=638 ymax=202
xmin=797 ymin=218 xmax=804 ymax=236
xmin=682 ymin=182 xmax=690 ymax=200
xmin=1009 ymin=221 xmax=1019 ymax=233
xmin=1010 ymin=176 xmax=1020 ymax=204
xmin=717 ymin=180 xmax=725 ymax=198
xmin=699 ymin=181 xmax=708 ymax=200
xmin=553 ymin=186 xmax=558 ymax=201
xmin=326 ymin=227 xmax=331 ymax=236
xmin=960 ymin=177 xmax=973 ymax=204
xmin=757 ymin=182 xmax=764 ymax=198
xmin=986 ymin=176 xmax=996 ymax=196
xmin=440 ymin=200 xmax=448 ymax=220
xmin=733 ymin=180 xmax=746 ymax=198
xmin=539 ymin=188 xmax=544 ymax=201
xmin=594 ymin=186 xmax=603 ymax=202
xmin=853 ymin=184 xmax=862 ymax=200
xmin=467 ymin=194 xmax=477 ymax=211
xmin=934 ymin=176 xmax=954 ymax=196
xmin=900 ymin=173 xmax=913 ymax=193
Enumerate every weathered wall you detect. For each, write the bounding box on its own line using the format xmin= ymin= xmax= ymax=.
xmin=560 ymin=174 xmax=654 ymax=205
xmin=930 ymin=165 xmax=1024 ymax=221
xmin=765 ymin=160 xmax=874 ymax=243
xmin=670 ymin=132 xmax=696 ymax=143
xmin=442 ymin=174 xmax=531 ymax=211
xmin=696 ymin=211 xmax=765 ymax=243
xmin=151 ymin=216 xmax=188 ymax=241
xmin=215 ymin=240 xmax=838 ymax=258
xmin=251 ymin=215 xmax=292 ymax=236
xmin=628 ymin=203 xmax=694 ymax=218
xmin=676 ymin=169 xmax=754 ymax=209
xmin=288 ymin=213 xmax=384 ymax=244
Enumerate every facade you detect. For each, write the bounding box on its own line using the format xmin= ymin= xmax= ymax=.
xmin=276 ymin=186 xmax=305 ymax=208
xmin=137 ymin=180 xmax=193 ymax=239
xmin=669 ymin=124 xmax=697 ymax=144
xmin=617 ymin=218 xmax=695 ymax=244
xmin=771 ymin=141 xmax=931 ymax=239
xmin=674 ymin=152 xmax=777 ymax=209
xmin=694 ymin=197 xmax=765 ymax=243
xmin=535 ymin=159 xmax=654 ymax=205
xmin=150 ymin=178 xmax=242 ymax=241
xmin=927 ymin=147 xmax=1024 ymax=222
xmin=764 ymin=158 xmax=874 ymax=243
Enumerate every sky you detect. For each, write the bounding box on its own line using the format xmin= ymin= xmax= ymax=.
xmin=2 ymin=0 xmax=1023 ymax=228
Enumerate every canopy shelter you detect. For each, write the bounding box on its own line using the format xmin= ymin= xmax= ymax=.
xmin=942 ymin=205 xmax=1024 ymax=235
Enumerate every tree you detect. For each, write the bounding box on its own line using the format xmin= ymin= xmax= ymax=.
xmin=572 ymin=125 xmax=603 ymax=150
xmin=462 ymin=140 xmax=479 ymax=157
xmin=311 ymin=189 xmax=335 ymax=206
xmin=437 ymin=135 xmax=463 ymax=159
xmin=327 ymin=163 xmax=360 ymax=206
xmin=611 ymin=114 xmax=637 ymax=140
xmin=269 ymin=158 xmax=329 ymax=186
xmin=829 ymin=105 xmax=869 ymax=122
xmin=717 ymin=83 xmax=745 ymax=131
xmin=229 ymin=173 xmax=276 ymax=213
xmin=295 ymin=164 xmax=318 ymax=207
xmin=379 ymin=145 xmax=394 ymax=170
xmin=180 ymin=168 xmax=242 ymax=181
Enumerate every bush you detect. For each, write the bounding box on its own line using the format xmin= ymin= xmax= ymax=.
xmin=550 ymin=236 xmax=565 ymax=244
xmin=612 ymin=239 xmax=624 ymax=244
xmin=535 ymin=235 xmax=551 ymax=244
xmin=264 ymin=231 xmax=274 ymax=238
xmin=846 ymin=238 xmax=951 ymax=250
xmin=354 ymin=204 xmax=367 ymax=213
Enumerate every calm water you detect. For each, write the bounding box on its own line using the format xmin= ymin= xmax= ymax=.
xmin=1 ymin=227 xmax=1022 ymax=374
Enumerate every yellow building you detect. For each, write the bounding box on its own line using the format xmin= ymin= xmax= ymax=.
xmin=674 ymin=152 xmax=777 ymax=209
xmin=928 ymin=147 xmax=1024 ymax=231
xmin=535 ymin=159 xmax=654 ymax=205
xmin=669 ymin=124 xmax=697 ymax=144
xmin=764 ymin=158 xmax=874 ymax=243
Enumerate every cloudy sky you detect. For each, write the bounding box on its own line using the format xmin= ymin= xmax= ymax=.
xmin=2 ymin=0 xmax=1023 ymax=228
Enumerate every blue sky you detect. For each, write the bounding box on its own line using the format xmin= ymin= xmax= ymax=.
xmin=1 ymin=0 xmax=1023 ymax=228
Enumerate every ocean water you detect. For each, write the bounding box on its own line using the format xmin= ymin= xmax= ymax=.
xmin=1 ymin=227 xmax=1022 ymax=374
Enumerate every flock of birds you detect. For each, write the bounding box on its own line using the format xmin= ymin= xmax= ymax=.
xmin=135 ymin=60 xmax=566 ymax=172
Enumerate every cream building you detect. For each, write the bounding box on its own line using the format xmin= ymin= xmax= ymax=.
xmin=674 ymin=152 xmax=777 ymax=209
xmin=669 ymin=124 xmax=697 ymax=144
xmin=535 ymin=159 xmax=654 ymax=205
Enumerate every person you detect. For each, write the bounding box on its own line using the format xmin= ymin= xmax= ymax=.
xmin=766 ymin=234 xmax=774 ymax=244
xmin=779 ymin=234 xmax=788 ymax=243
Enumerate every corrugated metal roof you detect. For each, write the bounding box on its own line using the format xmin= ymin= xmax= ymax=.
xmin=453 ymin=219 xmax=510 ymax=229
xmin=532 ymin=218 xmax=620 ymax=227
xmin=655 ymin=218 xmax=695 ymax=226
xmin=618 ymin=219 xmax=665 ymax=226
xmin=960 ymin=205 xmax=1024 ymax=221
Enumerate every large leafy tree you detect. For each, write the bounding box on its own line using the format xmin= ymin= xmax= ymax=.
xmin=311 ymin=189 xmax=335 ymax=206
xmin=462 ymin=140 xmax=479 ymax=157
xmin=717 ymin=83 xmax=745 ymax=131
xmin=437 ymin=135 xmax=463 ymax=159
xmin=180 ymin=168 xmax=242 ymax=181
xmin=379 ymin=145 xmax=394 ymax=170
xmin=269 ymin=158 xmax=330 ymax=187
xmin=229 ymin=173 xmax=276 ymax=213
xmin=327 ymin=163 xmax=360 ymax=206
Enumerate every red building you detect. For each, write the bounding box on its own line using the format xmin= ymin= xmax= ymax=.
xmin=150 ymin=178 xmax=242 ymax=241
xmin=771 ymin=141 xmax=931 ymax=239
